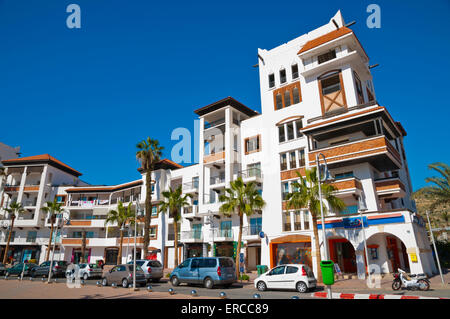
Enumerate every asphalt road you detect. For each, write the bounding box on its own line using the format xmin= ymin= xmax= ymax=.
xmin=0 ymin=275 xmax=315 ymax=299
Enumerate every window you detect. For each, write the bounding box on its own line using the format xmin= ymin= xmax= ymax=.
xmin=295 ymin=119 xmax=303 ymax=137
xmin=280 ymin=148 xmax=305 ymax=170
xmin=303 ymin=211 xmax=310 ymax=230
xmin=268 ymin=73 xmax=275 ymax=88
xmin=247 ymin=162 xmax=261 ymax=177
xmin=318 ymin=49 xmax=336 ymax=64
xmin=354 ymin=72 xmax=364 ymax=104
xmin=278 ymin=125 xmax=286 ymax=143
xmin=286 ymin=266 xmax=298 ymax=274
xmin=294 ymin=211 xmax=301 ymax=230
xmin=292 ymin=87 xmax=300 ymax=104
xmin=151 ymin=206 xmax=158 ymax=217
xmin=282 ymin=182 xmax=289 ymax=200
xmin=335 ymin=171 xmax=354 ymax=180
xmin=284 ymin=91 xmax=291 ymax=107
xmin=26 ymin=231 xmax=37 ymax=242
xmin=55 ymin=195 xmax=66 ymax=204
xmin=340 ymin=205 xmax=358 ymax=215
xmin=273 ymin=82 xmax=301 ymax=110
xmin=270 ymin=266 xmax=286 ymax=275
xmin=289 ymin=151 xmax=297 ymax=169
xmin=280 ymin=69 xmax=286 ymax=84
xmin=150 ymin=226 xmax=157 ymax=239
xmin=280 ymin=154 xmax=287 ymax=171
xmin=278 ymin=120 xmax=303 ymax=143
xmin=291 ymin=64 xmax=299 ymax=79
xmin=321 ymin=73 xmax=341 ymax=95
xmin=283 ymin=212 xmax=291 ymax=231
xmin=275 ymin=93 xmax=283 ymax=110
xmin=245 ymin=135 xmax=260 ymax=154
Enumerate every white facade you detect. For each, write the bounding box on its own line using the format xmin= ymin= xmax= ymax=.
xmin=0 ymin=11 xmax=437 ymax=277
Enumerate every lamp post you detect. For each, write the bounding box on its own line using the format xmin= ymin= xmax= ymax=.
xmin=48 ymin=212 xmax=70 ymax=283
xmin=315 ymin=153 xmax=332 ymax=299
xmin=357 ymin=195 xmax=371 ymax=283
xmin=133 ymin=196 xmax=144 ymax=290
xmin=426 ymin=211 xmax=445 ymax=286
xmin=205 ymin=212 xmax=214 ymax=257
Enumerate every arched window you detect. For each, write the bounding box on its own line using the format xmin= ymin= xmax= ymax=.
xmin=284 ymin=91 xmax=291 ymax=107
xmin=292 ymin=87 xmax=300 ymax=104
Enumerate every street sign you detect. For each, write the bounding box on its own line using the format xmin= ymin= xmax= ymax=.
xmin=239 ymin=253 xmax=244 ymax=263
xmin=258 ymin=231 xmax=265 ymax=239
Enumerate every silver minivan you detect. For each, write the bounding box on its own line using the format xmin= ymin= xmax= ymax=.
xmin=101 ymin=264 xmax=147 ymax=288
xmin=127 ymin=260 xmax=163 ymax=282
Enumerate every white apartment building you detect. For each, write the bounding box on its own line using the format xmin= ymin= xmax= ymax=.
xmin=0 ymin=11 xmax=437 ymax=278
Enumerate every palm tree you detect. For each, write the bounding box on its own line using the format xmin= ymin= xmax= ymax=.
xmin=219 ymin=177 xmax=265 ymax=278
xmin=0 ymin=167 xmax=6 ymax=195
xmin=414 ymin=162 xmax=450 ymax=211
xmin=286 ymin=168 xmax=346 ymax=282
xmin=2 ymin=201 xmax=25 ymax=264
xmin=42 ymin=199 xmax=64 ymax=261
xmin=158 ymin=186 xmax=192 ymax=267
xmin=105 ymin=201 xmax=135 ymax=265
xmin=136 ymin=137 xmax=163 ymax=259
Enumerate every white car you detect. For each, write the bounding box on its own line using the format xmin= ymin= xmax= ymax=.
xmin=254 ymin=264 xmax=317 ymax=293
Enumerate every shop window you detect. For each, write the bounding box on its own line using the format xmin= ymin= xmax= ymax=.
xmin=274 ymin=242 xmax=312 ymax=267
xmin=369 ymin=247 xmax=378 ymax=260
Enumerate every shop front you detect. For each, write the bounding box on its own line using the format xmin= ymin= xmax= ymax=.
xmin=269 ymin=235 xmax=312 ymax=269
xmin=71 ymin=248 xmax=91 ymax=264
xmin=214 ymin=242 xmax=234 ymax=258
xmin=185 ymin=243 xmax=203 ymax=258
xmin=0 ymin=245 xmax=40 ymax=264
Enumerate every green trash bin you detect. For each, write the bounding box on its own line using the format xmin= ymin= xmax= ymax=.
xmin=320 ymin=260 xmax=335 ymax=285
xmin=257 ymin=265 xmax=268 ymax=275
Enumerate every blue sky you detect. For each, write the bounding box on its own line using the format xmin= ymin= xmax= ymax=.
xmin=0 ymin=0 xmax=449 ymax=189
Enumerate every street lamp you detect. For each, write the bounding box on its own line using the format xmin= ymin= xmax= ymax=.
xmin=205 ymin=211 xmax=214 ymax=257
xmin=133 ymin=195 xmax=144 ymax=290
xmin=315 ymin=153 xmax=332 ymax=299
xmin=357 ymin=194 xmax=371 ymax=283
xmin=48 ymin=212 xmax=70 ymax=283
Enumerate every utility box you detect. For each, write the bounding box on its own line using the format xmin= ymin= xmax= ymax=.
xmin=320 ymin=260 xmax=335 ymax=285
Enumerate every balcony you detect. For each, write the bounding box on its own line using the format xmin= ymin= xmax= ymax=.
xmin=210 ymin=174 xmax=226 ymax=189
xmin=328 ymin=176 xmax=363 ymax=197
xmin=61 ymin=238 xmax=90 ymax=246
xmin=212 ymin=228 xmax=233 ymax=241
xmin=68 ymin=199 xmax=110 ymax=208
xmin=204 ymin=151 xmax=225 ymax=164
xmin=180 ymin=230 xmax=203 ymax=243
xmin=242 ymin=225 xmax=262 ymax=238
xmin=309 ymin=135 xmax=402 ymax=172
xmin=237 ymin=168 xmax=262 ymax=184
xmin=375 ymin=177 xmax=406 ymax=199
xmin=182 ymin=181 xmax=199 ymax=194
xmin=182 ymin=205 xmax=198 ymax=218
xmin=22 ymin=199 xmax=37 ymax=207
xmin=204 ymin=118 xmax=225 ymax=129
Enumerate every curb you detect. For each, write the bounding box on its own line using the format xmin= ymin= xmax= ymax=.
xmin=311 ymin=292 xmax=448 ymax=299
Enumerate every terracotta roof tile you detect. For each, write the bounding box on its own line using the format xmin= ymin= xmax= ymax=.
xmin=2 ymin=154 xmax=82 ymax=177
xmin=298 ymin=27 xmax=353 ymax=54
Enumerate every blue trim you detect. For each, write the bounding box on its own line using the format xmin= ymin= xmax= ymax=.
xmin=317 ymin=215 xmax=405 ymax=229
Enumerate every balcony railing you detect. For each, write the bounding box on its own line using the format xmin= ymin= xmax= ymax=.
xmin=213 ymin=228 xmax=233 ymax=239
xmin=210 ymin=174 xmax=225 ymax=185
xmin=69 ymin=199 xmax=110 ymax=207
xmin=242 ymin=225 xmax=262 ymax=236
xmin=22 ymin=199 xmax=37 ymax=207
xmin=183 ymin=205 xmax=198 ymax=215
xmin=238 ymin=168 xmax=262 ymax=179
xmin=181 ymin=230 xmax=203 ymax=240
xmin=182 ymin=181 xmax=199 ymax=191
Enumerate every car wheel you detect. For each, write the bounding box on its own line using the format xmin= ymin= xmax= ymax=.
xmin=102 ymin=277 xmax=108 ymax=286
xmin=256 ymin=281 xmax=267 ymax=292
xmin=83 ymin=273 xmax=89 ymax=281
xmin=296 ymin=281 xmax=308 ymax=293
xmin=170 ymin=276 xmax=180 ymax=287
xmin=122 ymin=278 xmax=129 ymax=288
xmin=203 ymin=277 xmax=214 ymax=289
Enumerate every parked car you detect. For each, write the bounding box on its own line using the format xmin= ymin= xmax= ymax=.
xmin=30 ymin=261 xmax=68 ymax=278
xmin=66 ymin=263 xmax=103 ymax=280
xmin=254 ymin=264 xmax=316 ymax=293
xmin=170 ymin=257 xmax=237 ymax=289
xmin=5 ymin=262 xmax=37 ymax=277
xmin=101 ymin=264 xmax=147 ymax=288
xmin=127 ymin=260 xmax=163 ymax=283
xmin=0 ymin=263 xmax=6 ymax=275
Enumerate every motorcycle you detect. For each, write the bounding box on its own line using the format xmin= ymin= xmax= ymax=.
xmin=392 ymin=268 xmax=430 ymax=291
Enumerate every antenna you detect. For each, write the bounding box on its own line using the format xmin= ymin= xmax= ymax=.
xmin=332 ymin=19 xmax=340 ymax=29
xmin=345 ymin=21 xmax=356 ymax=28
xmin=369 ymin=64 xmax=379 ymax=69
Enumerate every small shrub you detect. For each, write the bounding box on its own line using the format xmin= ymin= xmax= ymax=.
xmin=165 ymin=272 xmax=171 ymax=278
xmin=239 ymin=274 xmax=250 ymax=281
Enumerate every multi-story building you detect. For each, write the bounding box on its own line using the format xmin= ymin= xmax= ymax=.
xmin=0 ymin=11 xmax=437 ymax=277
